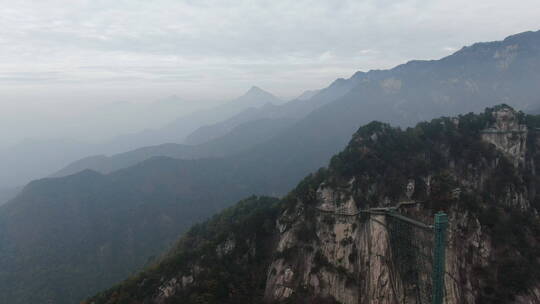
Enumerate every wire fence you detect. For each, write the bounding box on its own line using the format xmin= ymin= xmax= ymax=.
xmin=387 ymin=214 xmax=435 ymax=304
xmin=312 ymin=204 xmax=448 ymax=304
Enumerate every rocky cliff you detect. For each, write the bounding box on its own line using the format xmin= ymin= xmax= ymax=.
xmin=88 ymin=105 xmax=540 ymax=304
xmin=265 ymin=105 xmax=540 ymax=304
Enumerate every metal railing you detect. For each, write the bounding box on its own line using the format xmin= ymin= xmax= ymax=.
xmin=312 ymin=202 xmax=448 ymax=304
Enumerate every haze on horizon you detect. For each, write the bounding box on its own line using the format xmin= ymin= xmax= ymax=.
xmin=1 ymin=0 xmax=539 ymax=146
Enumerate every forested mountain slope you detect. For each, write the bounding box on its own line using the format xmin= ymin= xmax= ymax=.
xmin=0 ymin=156 xmax=275 ymax=304
xmin=89 ymin=105 xmax=540 ymax=304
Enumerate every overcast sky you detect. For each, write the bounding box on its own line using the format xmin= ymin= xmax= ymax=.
xmin=0 ymin=0 xmax=539 ymax=146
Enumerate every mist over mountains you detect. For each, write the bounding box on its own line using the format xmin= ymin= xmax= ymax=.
xmin=1 ymin=30 xmax=540 ymax=304
xmin=0 ymin=86 xmax=283 ymax=192
xmin=56 ymin=30 xmax=540 ymax=180
xmin=53 ymin=75 xmax=363 ymax=179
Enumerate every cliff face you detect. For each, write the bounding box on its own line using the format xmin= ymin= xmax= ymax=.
xmin=88 ymin=105 xmax=540 ymax=304
xmin=266 ymin=205 xmax=400 ymax=304
xmin=480 ymin=106 xmax=528 ymax=166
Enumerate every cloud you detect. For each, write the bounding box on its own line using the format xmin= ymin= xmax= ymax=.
xmin=1 ymin=0 xmax=538 ymax=92
xmin=0 ymin=0 xmax=539 ymax=145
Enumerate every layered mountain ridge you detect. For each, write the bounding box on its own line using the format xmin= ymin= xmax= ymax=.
xmin=0 ymin=86 xmax=282 ymax=191
xmin=55 ymin=73 xmax=364 ymax=178
xmin=2 ymin=30 xmax=540 ymax=304
xmin=56 ymin=29 xmax=540 ymax=180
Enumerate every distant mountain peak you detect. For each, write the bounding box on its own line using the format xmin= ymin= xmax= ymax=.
xmin=243 ymin=85 xmax=273 ymax=97
xmin=328 ymin=77 xmax=348 ymax=88
xmin=351 ymin=71 xmax=366 ymax=78
xmin=247 ymin=85 xmax=264 ymax=92
xmin=503 ymin=29 xmax=540 ymax=42
xmin=233 ymin=86 xmax=282 ymax=106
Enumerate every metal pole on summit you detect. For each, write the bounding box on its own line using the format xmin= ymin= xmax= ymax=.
xmin=432 ymin=212 xmax=448 ymax=304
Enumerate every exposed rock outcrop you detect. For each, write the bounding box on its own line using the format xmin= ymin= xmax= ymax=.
xmin=481 ymin=105 xmax=528 ymax=166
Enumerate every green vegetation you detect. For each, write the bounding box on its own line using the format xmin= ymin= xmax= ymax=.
xmin=89 ymin=196 xmax=280 ymax=304
xmin=0 ymin=153 xmax=287 ymax=304
xmin=84 ymin=106 xmax=540 ymax=303
xmin=476 ymin=205 xmax=540 ymax=302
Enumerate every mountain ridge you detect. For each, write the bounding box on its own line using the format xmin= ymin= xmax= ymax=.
xmin=56 ymin=74 xmax=363 ymax=176
xmin=64 ymin=29 xmax=540 ymax=179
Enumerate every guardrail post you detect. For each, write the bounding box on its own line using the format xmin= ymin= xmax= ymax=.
xmin=432 ymin=212 xmax=448 ymax=304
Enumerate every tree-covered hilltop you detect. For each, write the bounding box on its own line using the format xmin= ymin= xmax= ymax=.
xmin=88 ymin=106 xmax=540 ymax=304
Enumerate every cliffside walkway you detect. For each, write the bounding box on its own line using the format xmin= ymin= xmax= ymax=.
xmin=480 ymin=129 xmax=527 ymax=134
xmin=314 ymin=200 xmax=434 ymax=229
xmin=312 ymin=201 xmax=447 ymax=304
